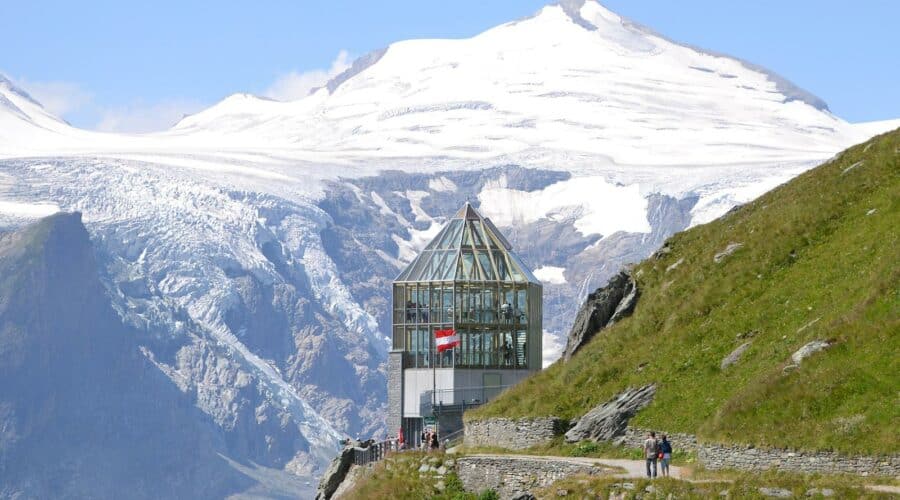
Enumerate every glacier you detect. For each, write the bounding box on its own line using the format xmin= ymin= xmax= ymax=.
xmin=1 ymin=0 xmax=898 ymax=480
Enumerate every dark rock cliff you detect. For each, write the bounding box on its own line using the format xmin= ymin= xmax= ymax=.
xmin=562 ymin=270 xmax=639 ymax=361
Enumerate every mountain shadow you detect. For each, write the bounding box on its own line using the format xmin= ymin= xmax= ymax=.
xmin=0 ymin=213 xmax=264 ymax=499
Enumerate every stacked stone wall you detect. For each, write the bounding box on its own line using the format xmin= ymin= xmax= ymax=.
xmin=463 ymin=417 xmax=562 ymax=450
xmin=618 ymin=427 xmax=699 ymax=452
xmin=456 ymin=455 xmax=611 ymax=499
xmin=699 ymin=444 xmax=900 ymax=476
xmin=386 ymin=351 xmax=403 ymax=438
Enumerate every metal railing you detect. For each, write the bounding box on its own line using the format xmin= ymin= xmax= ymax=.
xmin=352 ymin=439 xmax=400 ymax=466
xmin=441 ymin=428 xmax=466 ymax=449
xmin=420 ymin=384 xmax=512 ymax=416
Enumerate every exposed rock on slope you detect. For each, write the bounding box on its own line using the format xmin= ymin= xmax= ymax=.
xmin=721 ymin=342 xmax=752 ymax=370
xmin=316 ymin=444 xmax=357 ymax=500
xmin=565 ymin=384 xmax=656 ymax=442
xmin=791 ymin=340 xmax=832 ymax=365
xmin=563 ymin=271 xmax=638 ymax=361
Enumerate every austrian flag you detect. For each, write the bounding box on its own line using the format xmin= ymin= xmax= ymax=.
xmin=435 ymin=329 xmax=460 ymax=352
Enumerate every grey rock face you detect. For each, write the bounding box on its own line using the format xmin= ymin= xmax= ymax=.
xmin=315 ymin=445 xmax=355 ymax=500
xmin=721 ymin=342 xmax=751 ymax=370
xmin=759 ymin=487 xmax=793 ymax=498
xmin=0 ymin=213 xmax=263 ymax=498
xmin=713 ymin=242 xmax=743 ymax=263
xmin=563 ymin=271 xmax=639 ymax=361
xmin=565 ymin=384 xmax=656 ymax=442
xmin=791 ymin=340 xmax=832 ymax=365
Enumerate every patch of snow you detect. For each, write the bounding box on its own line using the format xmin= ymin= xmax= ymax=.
xmin=428 ymin=176 xmax=458 ymax=192
xmin=393 ymin=220 xmax=442 ymax=263
xmin=401 ymin=190 xmax=434 ymax=223
xmin=0 ymin=200 xmax=60 ymax=217
xmin=478 ymin=175 xmax=650 ymax=237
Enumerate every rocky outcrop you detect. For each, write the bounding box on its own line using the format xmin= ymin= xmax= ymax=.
xmin=713 ymin=242 xmax=744 ymax=263
xmin=464 ymin=417 xmax=563 ymax=450
xmin=565 ymin=385 xmax=656 ymax=442
xmin=316 ymin=445 xmax=357 ymax=500
xmin=791 ymin=339 xmax=832 ymax=364
xmin=563 ymin=271 xmax=639 ymax=361
xmin=721 ymin=342 xmax=751 ymax=370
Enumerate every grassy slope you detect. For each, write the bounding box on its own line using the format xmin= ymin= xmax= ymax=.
xmin=537 ymin=472 xmax=894 ymax=499
xmin=470 ymin=130 xmax=899 ymax=455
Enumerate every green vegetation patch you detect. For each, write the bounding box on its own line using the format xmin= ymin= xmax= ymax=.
xmin=471 ymin=129 xmax=900 ymax=455
xmin=343 ymin=452 xmax=497 ymax=500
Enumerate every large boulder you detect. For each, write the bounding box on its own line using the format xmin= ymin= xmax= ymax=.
xmin=563 ymin=271 xmax=639 ymax=361
xmin=565 ymin=385 xmax=656 ymax=442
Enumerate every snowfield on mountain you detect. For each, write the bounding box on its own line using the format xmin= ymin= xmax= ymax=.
xmin=1 ymin=0 xmax=897 ymax=477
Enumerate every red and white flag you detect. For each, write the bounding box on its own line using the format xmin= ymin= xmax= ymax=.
xmin=435 ymin=329 xmax=460 ymax=352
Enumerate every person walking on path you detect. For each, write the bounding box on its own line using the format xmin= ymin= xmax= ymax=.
xmin=643 ymin=431 xmax=659 ymax=478
xmin=659 ymin=434 xmax=673 ymax=477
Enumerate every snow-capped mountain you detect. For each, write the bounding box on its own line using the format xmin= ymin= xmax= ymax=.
xmin=174 ymin=1 xmax=858 ymax=167
xmin=1 ymin=0 xmax=898 ymax=484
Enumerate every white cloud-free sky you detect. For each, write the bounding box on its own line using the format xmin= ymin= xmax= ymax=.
xmin=2 ymin=1 xmax=898 ymax=131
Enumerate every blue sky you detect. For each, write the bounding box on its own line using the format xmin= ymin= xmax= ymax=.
xmin=2 ymin=0 xmax=896 ymax=131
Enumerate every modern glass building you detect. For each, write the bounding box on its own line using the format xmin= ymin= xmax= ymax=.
xmin=387 ymin=203 xmax=542 ymax=444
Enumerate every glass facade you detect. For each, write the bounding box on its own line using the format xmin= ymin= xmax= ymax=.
xmin=392 ymin=203 xmax=542 ymax=370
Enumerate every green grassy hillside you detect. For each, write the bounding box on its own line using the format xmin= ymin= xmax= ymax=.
xmin=471 ymin=130 xmax=899 ymax=455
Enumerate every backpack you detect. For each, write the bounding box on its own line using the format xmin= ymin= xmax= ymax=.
xmin=660 ymin=440 xmax=672 ymax=454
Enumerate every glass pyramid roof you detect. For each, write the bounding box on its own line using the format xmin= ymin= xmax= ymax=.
xmin=395 ymin=203 xmax=541 ymax=284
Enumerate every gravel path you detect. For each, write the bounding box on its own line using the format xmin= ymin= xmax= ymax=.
xmin=466 ymin=453 xmax=686 ymax=479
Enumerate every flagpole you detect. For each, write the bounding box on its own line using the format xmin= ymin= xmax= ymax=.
xmin=432 ymin=328 xmax=436 ymax=435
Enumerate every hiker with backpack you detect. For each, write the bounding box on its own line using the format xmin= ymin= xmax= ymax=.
xmin=643 ymin=431 xmax=660 ymax=478
xmin=659 ymin=434 xmax=673 ymax=477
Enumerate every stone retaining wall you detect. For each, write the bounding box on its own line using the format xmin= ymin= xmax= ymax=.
xmin=456 ymin=455 xmax=612 ymax=499
xmin=699 ymin=444 xmax=900 ymax=476
xmin=618 ymin=427 xmax=699 ymax=452
xmin=463 ymin=417 xmax=562 ymax=450
xmin=626 ymin=427 xmax=898 ymax=476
